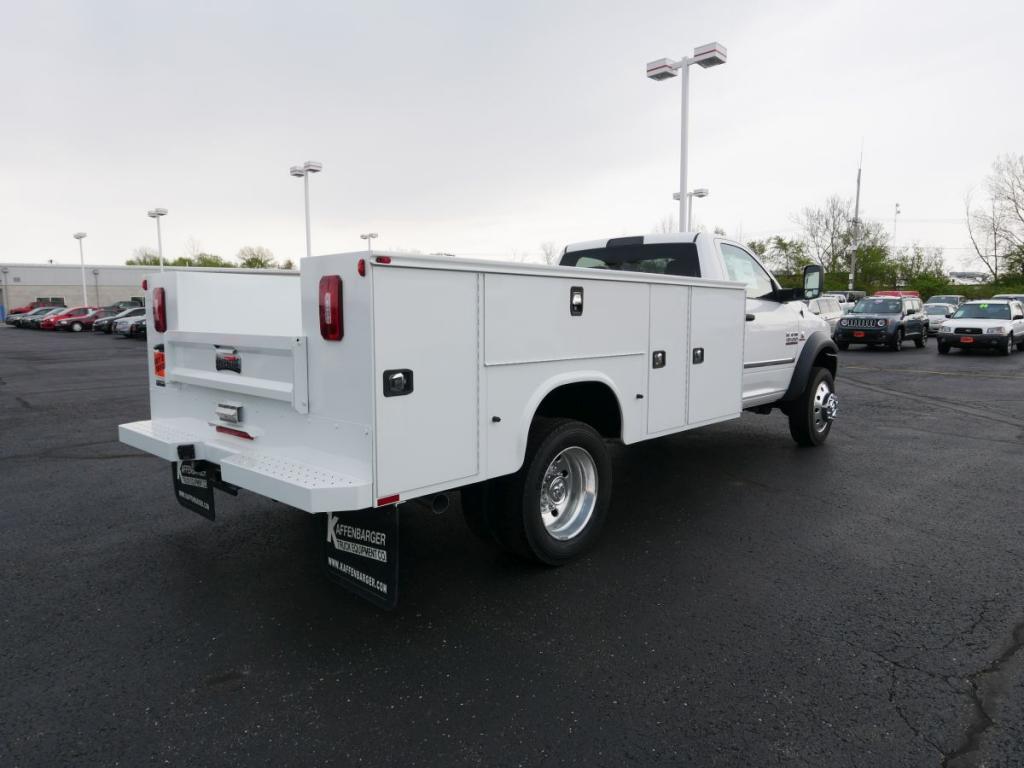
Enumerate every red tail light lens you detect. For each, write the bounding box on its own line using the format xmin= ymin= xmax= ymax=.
xmin=319 ymin=275 xmax=343 ymax=341
xmin=153 ymin=287 xmax=167 ymax=333
xmin=153 ymin=345 xmax=166 ymax=378
xmin=357 ymin=258 xmax=366 ymax=277
xmin=142 ymin=279 xmax=148 ymax=290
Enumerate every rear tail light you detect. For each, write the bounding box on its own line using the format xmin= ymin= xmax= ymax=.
xmin=142 ymin=279 xmax=148 ymax=290
xmin=357 ymin=258 xmax=366 ymax=277
xmin=319 ymin=275 xmax=343 ymax=341
xmin=153 ymin=287 xmax=167 ymax=333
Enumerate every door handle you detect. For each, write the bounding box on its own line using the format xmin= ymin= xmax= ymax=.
xmin=745 ymin=313 xmax=756 ymax=322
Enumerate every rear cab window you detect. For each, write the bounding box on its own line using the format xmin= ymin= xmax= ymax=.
xmin=561 ymin=240 xmax=701 ymax=277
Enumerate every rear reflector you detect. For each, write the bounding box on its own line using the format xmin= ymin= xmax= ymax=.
xmin=357 ymin=258 xmax=366 ymax=277
xmin=375 ymin=256 xmax=391 ymax=264
xmin=153 ymin=345 xmax=166 ymax=378
xmin=376 ymin=494 xmax=400 ymax=506
xmin=153 ymin=287 xmax=167 ymax=333
xmin=216 ymin=425 xmax=254 ymax=440
xmin=319 ymin=275 xmax=343 ymax=341
xmin=142 ymin=279 xmax=148 ymax=290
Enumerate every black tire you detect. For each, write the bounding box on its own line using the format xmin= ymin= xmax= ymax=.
xmin=914 ymin=329 xmax=926 ymax=348
xmin=999 ymin=334 xmax=1013 ymax=356
xmin=938 ymin=342 xmax=950 ymax=355
xmin=836 ymin=341 xmax=849 ymax=350
xmin=889 ymin=330 xmax=903 ymax=352
xmin=787 ymin=366 xmax=837 ymax=447
xmin=476 ymin=417 xmax=612 ymax=565
xmin=1017 ymin=339 xmax=1024 ymax=352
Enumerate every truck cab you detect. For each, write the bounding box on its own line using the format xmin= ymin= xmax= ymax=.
xmin=559 ymin=233 xmax=833 ymax=410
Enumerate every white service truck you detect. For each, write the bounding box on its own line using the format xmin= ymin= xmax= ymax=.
xmin=120 ymin=233 xmax=838 ymax=607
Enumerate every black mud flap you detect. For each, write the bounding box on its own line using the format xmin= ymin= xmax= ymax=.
xmin=323 ymin=507 xmax=399 ymax=610
xmin=172 ymin=461 xmax=216 ymax=520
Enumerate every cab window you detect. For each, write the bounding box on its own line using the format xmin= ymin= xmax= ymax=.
xmin=719 ymin=243 xmax=775 ymax=299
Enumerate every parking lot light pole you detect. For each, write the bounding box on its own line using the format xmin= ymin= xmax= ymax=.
xmin=290 ymin=161 xmax=322 ymax=259
xmin=646 ymin=42 xmax=727 ymax=232
xmin=360 ymin=232 xmax=378 ymax=255
xmin=73 ymin=232 xmax=88 ymax=306
xmin=892 ymin=203 xmax=901 ymax=256
xmin=147 ymin=208 xmax=168 ymax=271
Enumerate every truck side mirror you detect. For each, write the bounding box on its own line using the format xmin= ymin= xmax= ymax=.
xmin=802 ymin=264 xmax=823 ymax=300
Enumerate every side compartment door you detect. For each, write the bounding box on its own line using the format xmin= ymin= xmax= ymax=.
xmin=688 ymin=286 xmax=744 ymax=425
xmin=373 ymin=268 xmax=479 ymax=498
xmin=646 ymin=284 xmax=689 ymax=434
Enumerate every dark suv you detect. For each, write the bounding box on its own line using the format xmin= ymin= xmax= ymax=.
xmin=835 ymin=296 xmax=928 ymax=351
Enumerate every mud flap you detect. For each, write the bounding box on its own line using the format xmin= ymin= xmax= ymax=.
xmin=172 ymin=461 xmax=216 ymax=520
xmin=323 ymin=507 xmax=399 ymax=610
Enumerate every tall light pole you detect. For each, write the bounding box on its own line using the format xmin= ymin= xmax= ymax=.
xmin=360 ymin=232 xmax=378 ymax=255
xmin=290 ymin=161 xmax=322 ymax=259
xmin=91 ymin=268 xmax=101 ymax=306
xmin=147 ymin=208 xmax=167 ymax=270
xmin=891 ymin=202 xmax=901 ymax=256
xmin=646 ymin=42 xmax=727 ymax=232
xmin=73 ymin=233 xmax=88 ymax=306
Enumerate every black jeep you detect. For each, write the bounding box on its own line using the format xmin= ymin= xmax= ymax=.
xmin=834 ymin=296 xmax=928 ymax=351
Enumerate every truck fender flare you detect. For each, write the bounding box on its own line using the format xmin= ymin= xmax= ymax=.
xmin=781 ymin=331 xmax=838 ymax=402
xmin=514 ymin=372 xmax=627 ymax=471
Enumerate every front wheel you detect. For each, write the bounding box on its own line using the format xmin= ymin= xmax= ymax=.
xmin=938 ymin=342 xmax=950 ymax=355
xmin=787 ymin=367 xmax=837 ymax=447
xmin=889 ymin=330 xmax=904 ymax=351
xmin=1000 ymin=334 xmax=1013 ymax=356
xmin=467 ymin=418 xmax=612 ymax=565
xmin=914 ymin=329 xmax=926 ymax=348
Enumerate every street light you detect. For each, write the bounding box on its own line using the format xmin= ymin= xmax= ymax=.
xmin=290 ymin=161 xmax=322 ymax=259
xmin=147 ymin=208 xmax=168 ymax=271
xmin=646 ymin=41 xmax=727 ymax=232
xmin=360 ymin=232 xmax=378 ymax=254
xmin=91 ymin=268 xmax=100 ymax=306
xmin=673 ymin=188 xmax=710 ymax=229
xmin=892 ymin=202 xmax=901 ymax=255
xmin=73 ymin=233 xmax=88 ymax=306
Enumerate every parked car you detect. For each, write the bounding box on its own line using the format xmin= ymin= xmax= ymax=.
xmin=22 ymin=307 xmax=68 ymax=329
xmin=55 ymin=308 xmax=114 ymax=332
xmin=992 ymin=293 xmax=1024 ymax=303
xmin=114 ymin=314 xmax=145 ymax=336
xmin=835 ymin=295 xmax=928 ymax=351
xmin=126 ymin=317 xmax=147 ymax=339
xmin=104 ymin=299 xmax=144 ymax=313
xmin=937 ymin=299 xmax=1024 ymax=355
xmin=922 ymin=302 xmax=957 ymax=335
xmin=807 ymin=295 xmax=844 ymax=336
xmin=40 ymin=306 xmax=98 ymax=331
xmin=94 ymin=306 xmax=145 ymax=334
xmin=6 ymin=306 xmax=56 ymax=326
xmin=925 ymin=294 xmax=966 ymax=307
xmin=8 ymin=299 xmax=65 ymax=316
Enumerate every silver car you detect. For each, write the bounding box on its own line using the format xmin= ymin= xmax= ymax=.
xmin=923 ymin=303 xmax=956 ymax=334
xmin=807 ymin=296 xmax=844 ymax=336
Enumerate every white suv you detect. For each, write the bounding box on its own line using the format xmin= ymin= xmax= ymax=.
xmin=937 ymin=299 xmax=1024 ymax=355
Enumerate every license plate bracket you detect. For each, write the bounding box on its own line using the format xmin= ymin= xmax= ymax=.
xmin=172 ymin=460 xmax=216 ymax=520
xmin=323 ymin=507 xmax=399 ymax=610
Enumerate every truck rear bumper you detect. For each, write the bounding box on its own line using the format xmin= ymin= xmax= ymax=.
xmin=119 ymin=419 xmax=372 ymax=513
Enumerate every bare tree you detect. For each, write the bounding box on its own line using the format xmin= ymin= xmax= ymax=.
xmin=539 ymin=241 xmax=560 ymax=264
xmin=236 ymin=246 xmax=276 ymax=269
xmin=183 ymin=236 xmax=203 ymax=260
xmin=652 ymin=214 xmax=677 ymax=234
xmin=794 ymin=195 xmax=852 ymax=273
xmin=965 ymin=192 xmax=1010 ymax=281
xmin=988 ymin=154 xmax=1024 ymax=251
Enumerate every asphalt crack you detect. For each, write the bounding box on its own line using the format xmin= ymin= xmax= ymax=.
xmin=943 ymin=619 xmax=1024 ymax=767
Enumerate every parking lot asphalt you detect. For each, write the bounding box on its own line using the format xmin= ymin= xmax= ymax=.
xmin=2 ymin=327 xmax=1024 ymax=767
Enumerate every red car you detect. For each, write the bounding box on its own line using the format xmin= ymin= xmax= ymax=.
xmin=40 ymin=306 xmax=100 ymax=331
xmin=9 ymin=299 xmax=64 ymax=315
xmin=54 ymin=308 xmax=114 ymax=332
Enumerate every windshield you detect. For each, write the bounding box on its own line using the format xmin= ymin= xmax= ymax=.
xmin=924 ymin=305 xmax=949 ymax=316
xmin=851 ymin=298 xmax=901 ymax=314
xmin=953 ymin=303 xmax=1010 ymax=320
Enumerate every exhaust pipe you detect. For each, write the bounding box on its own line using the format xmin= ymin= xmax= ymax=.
xmin=430 ymin=493 xmax=450 ymax=515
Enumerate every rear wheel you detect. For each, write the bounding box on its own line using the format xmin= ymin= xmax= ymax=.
xmin=462 ymin=418 xmax=612 ymax=564
xmin=787 ymin=366 xmax=837 ymax=447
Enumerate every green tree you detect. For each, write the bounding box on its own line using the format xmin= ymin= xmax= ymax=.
xmin=193 ymin=253 xmax=228 ymax=268
xmin=126 ymin=247 xmax=161 ymax=266
xmin=236 ymin=246 xmax=276 ymax=269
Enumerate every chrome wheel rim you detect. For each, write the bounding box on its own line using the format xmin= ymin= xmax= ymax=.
xmin=539 ymin=446 xmax=597 ymax=541
xmin=812 ymin=381 xmax=838 ymax=433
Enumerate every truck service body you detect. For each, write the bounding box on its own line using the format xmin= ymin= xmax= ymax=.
xmin=120 ymin=233 xmax=837 ymax=607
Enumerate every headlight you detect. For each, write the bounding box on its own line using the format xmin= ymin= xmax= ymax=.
xmin=876 ymin=319 xmax=888 ymax=327
xmin=988 ymin=326 xmax=1007 ymax=335
xmin=839 ymin=318 xmax=849 ymax=326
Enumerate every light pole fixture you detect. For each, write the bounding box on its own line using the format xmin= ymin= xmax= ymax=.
xmin=360 ymin=233 xmax=378 ymax=254
xmin=73 ymin=232 xmax=88 ymax=306
xmin=674 ymin=188 xmax=710 ymax=229
xmin=892 ymin=202 xmax=901 ymax=255
xmin=646 ymin=42 xmax=727 ymax=232
xmin=147 ymin=208 xmax=168 ymax=271
xmin=290 ymin=161 xmax=323 ymax=259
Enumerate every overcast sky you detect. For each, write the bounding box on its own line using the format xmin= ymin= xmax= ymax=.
xmin=1 ymin=0 xmax=1020 ymax=269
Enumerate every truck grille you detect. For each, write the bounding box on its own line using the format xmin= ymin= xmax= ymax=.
xmin=954 ymin=327 xmax=983 ymax=334
xmin=844 ymin=317 xmax=880 ymax=328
